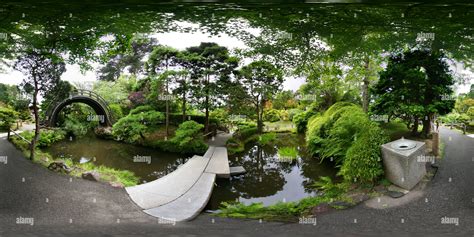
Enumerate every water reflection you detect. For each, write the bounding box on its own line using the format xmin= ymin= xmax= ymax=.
xmin=44 ymin=133 xmax=190 ymax=182
xmin=207 ymin=133 xmax=337 ymax=210
xmin=44 ymin=133 xmax=337 ymax=210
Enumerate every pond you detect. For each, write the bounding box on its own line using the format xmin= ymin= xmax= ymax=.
xmin=44 ymin=133 xmax=337 ymax=210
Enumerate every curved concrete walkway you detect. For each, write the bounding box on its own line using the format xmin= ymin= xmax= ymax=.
xmin=126 ymin=146 xmax=230 ymax=221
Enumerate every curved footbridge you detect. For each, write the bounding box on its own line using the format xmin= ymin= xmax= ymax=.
xmin=126 ymin=146 xmax=243 ymax=222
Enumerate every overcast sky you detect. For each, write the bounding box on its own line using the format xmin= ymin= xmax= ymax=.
xmin=0 ymin=30 xmax=471 ymax=94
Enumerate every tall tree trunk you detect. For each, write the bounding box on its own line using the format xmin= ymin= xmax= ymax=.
xmin=411 ymin=116 xmax=419 ymax=136
xmin=257 ymin=98 xmax=264 ymax=134
xmin=362 ymin=57 xmax=370 ymax=113
xmin=182 ymin=92 xmax=186 ymax=123
xmin=256 ymin=100 xmax=262 ymax=134
xmin=165 ymin=66 xmax=170 ymax=137
xmin=30 ymin=89 xmax=40 ymax=161
xmin=204 ymin=74 xmax=210 ymax=133
xmin=422 ymin=115 xmax=431 ymax=138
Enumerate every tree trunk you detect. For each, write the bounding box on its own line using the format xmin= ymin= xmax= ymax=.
xmin=256 ymin=101 xmax=262 ymax=134
xmin=165 ymin=99 xmax=169 ymax=137
xmin=30 ymin=90 xmax=40 ymax=161
xmin=204 ymin=75 xmax=210 ymax=133
xmin=182 ymin=93 xmax=186 ymax=123
xmin=411 ymin=116 xmax=419 ymax=136
xmin=422 ymin=115 xmax=431 ymax=138
xmin=165 ymin=76 xmax=170 ymax=137
xmin=257 ymin=98 xmax=264 ymax=134
xmin=362 ymin=57 xmax=370 ymax=113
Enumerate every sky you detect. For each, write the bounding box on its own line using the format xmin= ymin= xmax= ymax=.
xmin=0 ymin=30 xmax=471 ymax=95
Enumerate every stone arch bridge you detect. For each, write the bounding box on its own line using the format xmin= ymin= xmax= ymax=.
xmin=43 ymin=89 xmax=114 ymax=127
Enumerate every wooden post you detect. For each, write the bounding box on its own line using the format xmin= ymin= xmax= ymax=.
xmin=432 ymin=132 xmax=439 ymax=157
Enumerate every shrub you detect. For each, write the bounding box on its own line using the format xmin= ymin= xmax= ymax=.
xmin=129 ymin=105 xmax=154 ymax=115
xmin=17 ymin=129 xmax=67 ymax=148
xmin=169 ymin=121 xmax=208 ymax=154
xmin=306 ymin=102 xmax=360 ymax=161
xmin=339 ymin=124 xmax=389 ymax=183
xmin=277 ymin=147 xmax=298 ymax=160
xmin=0 ymin=107 xmax=18 ymax=131
xmin=288 ymin=108 xmax=303 ymax=121
xmin=306 ymin=102 xmax=389 ymax=183
xmin=112 ymin=110 xmax=164 ymax=143
xmin=62 ymin=117 xmax=89 ymax=137
xmin=257 ymin=132 xmax=277 ymax=145
xmin=279 ymin=110 xmax=290 ymax=121
xmin=210 ymin=108 xmax=229 ymax=125
xmin=226 ymin=137 xmax=245 ymax=155
xmin=293 ymin=110 xmax=317 ymax=133
xmin=109 ymin=104 xmax=124 ymax=120
xmin=263 ymin=109 xmax=281 ymax=122
xmin=236 ymin=127 xmax=258 ymax=141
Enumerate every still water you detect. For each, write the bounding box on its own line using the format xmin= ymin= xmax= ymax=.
xmin=44 ymin=133 xmax=336 ymax=210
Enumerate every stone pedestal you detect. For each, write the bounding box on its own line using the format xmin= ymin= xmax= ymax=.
xmin=381 ymin=138 xmax=426 ymax=190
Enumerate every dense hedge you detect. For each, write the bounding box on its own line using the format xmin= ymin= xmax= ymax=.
xmin=306 ymin=102 xmax=389 ymax=183
xmin=144 ymin=120 xmax=208 ymax=154
xmin=112 ymin=110 xmax=164 ymax=143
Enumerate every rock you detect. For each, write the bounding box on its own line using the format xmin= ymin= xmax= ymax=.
xmin=47 ymin=160 xmax=71 ymax=174
xmin=387 ymin=191 xmax=405 ymax=198
xmin=82 ymin=171 xmax=100 ymax=182
xmin=373 ymin=184 xmax=387 ymax=193
xmin=329 ymin=201 xmax=353 ymax=209
xmin=94 ymin=127 xmax=113 ymax=139
xmin=110 ymin=182 xmax=124 ymax=188
xmin=311 ymin=203 xmax=333 ymax=215
xmin=348 ymin=193 xmax=370 ymax=204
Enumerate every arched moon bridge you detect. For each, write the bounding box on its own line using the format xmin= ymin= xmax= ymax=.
xmin=43 ymin=89 xmax=114 ymax=127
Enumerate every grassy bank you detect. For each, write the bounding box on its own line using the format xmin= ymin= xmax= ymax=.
xmin=8 ymin=131 xmax=139 ymax=187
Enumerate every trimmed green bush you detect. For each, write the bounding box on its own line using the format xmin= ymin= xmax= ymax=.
xmin=169 ymin=120 xmax=208 ymax=154
xmin=129 ymin=105 xmax=154 ymax=115
xmin=112 ymin=110 xmax=164 ymax=143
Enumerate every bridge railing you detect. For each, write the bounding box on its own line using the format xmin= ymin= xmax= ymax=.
xmin=43 ymin=89 xmax=115 ymax=125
